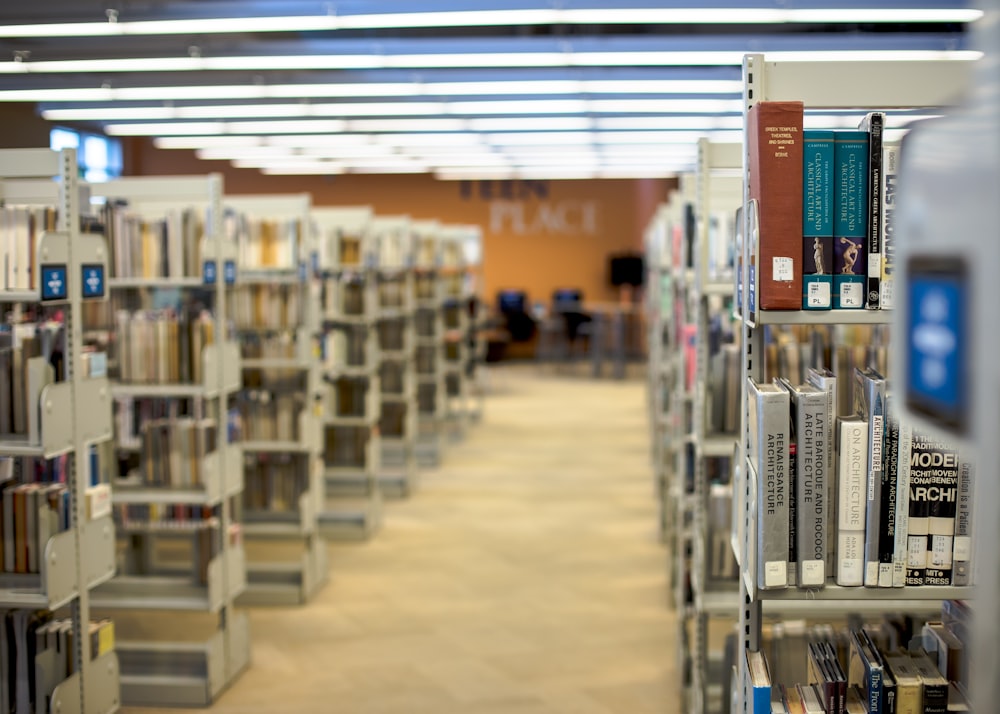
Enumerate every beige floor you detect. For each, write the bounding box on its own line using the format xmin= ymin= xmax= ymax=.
xmin=126 ymin=366 xmax=681 ymax=714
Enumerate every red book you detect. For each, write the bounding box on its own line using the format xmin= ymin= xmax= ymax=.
xmin=747 ymin=101 xmax=805 ymax=310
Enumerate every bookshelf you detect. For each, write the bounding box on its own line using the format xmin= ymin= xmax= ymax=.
xmin=411 ymin=220 xmax=446 ymax=467
xmin=312 ymin=207 xmax=383 ymax=540
xmin=0 ymin=147 xmax=120 ymax=714
xmin=370 ymin=215 xmax=418 ymax=498
xmin=439 ymin=225 xmax=475 ymax=442
xmin=733 ymin=54 xmax=974 ymax=713
xmin=687 ymin=139 xmax=744 ymax=714
xmin=85 ymin=175 xmax=249 ymax=707
xmin=223 ymin=193 xmax=327 ymax=606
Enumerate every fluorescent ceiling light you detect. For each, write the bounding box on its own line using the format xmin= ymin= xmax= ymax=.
xmin=0 ymin=8 xmax=980 ymax=38
xmin=467 ymin=117 xmax=594 ymax=131
xmin=0 ymin=50 xmax=979 ymax=75
xmin=596 ymin=116 xmax=744 ymax=131
xmin=106 ymin=120 xmax=349 ymax=135
xmin=347 ymin=119 xmax=469 ymax=132
xmin=261 ymin=165 xmax=344 ymax=175
xmin=447 ymin=99 xmax=589 ymax=115
xmin=0 ymin=78 xmax=744 ymax=103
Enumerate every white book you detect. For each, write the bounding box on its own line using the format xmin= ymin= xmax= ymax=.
xmin=893 ymin=420 xmax=913 ymax=587
xmin=836 ymin=417 xmax=868 ymax=586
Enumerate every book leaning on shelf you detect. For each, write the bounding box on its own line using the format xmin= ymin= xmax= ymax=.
xmin=0 ymin=611 xmax=114 ymax=714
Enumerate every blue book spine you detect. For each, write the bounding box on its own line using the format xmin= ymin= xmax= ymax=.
xmin=752 ymin=683 xmax=772 ymax=714
xmin=833 ymin=131 xmax=869 ymax=309
xmin=802 ymin=130 xmax=835 ymax=309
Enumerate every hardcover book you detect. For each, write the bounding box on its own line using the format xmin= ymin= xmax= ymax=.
xmin=833 ymin=131 xmax=869 ymax=309
xmin=880 ymin=141 xmax=902 ymax=309
xmin=854 ymin=368 xmax=886 ymax=587
xmin=747 ymin=100 xmax=805 ymax=311
xmin=906 ymin=431 xmax=960 ymax=586
xmin=859 ymin=112 xmax=885 ymax=309
xmin=748 ymin=377 xmax=791 ymax=589
xmin=802 ymin=130 xmax=835 ymax=310
xmin=836 ymin=417 xmax=868 ymax=586
xmin=952 ymin=459 xmax=974 ymax=586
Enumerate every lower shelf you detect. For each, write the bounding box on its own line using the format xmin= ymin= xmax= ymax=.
xmin=117 ymin=612 xmax=250 ymax=708
xmin=237 ymin=544 xmax=328 ymax=607
xmin=318 ymin=498 xmax=383 ymax=541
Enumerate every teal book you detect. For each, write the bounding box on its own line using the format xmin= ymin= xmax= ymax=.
xmin=833 ymin=131 xmax=869 ymax=309
xmin=802 ymin=130 xmax=835 ymax=309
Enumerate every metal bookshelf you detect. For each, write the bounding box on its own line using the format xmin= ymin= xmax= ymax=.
xmin=733 ymin=54 xmax=975 ymax=714
xmin=412 ymin=220 xmax=446 ymax=467
xmin=224 ymin=193 xmax=327 ymax=606
xmin=85 ymin=175 xmax=249 ymax=707
xmin=439 ymin=225 xmax=474 ymax=443
xmin=0 ymin=147 xmax=120 ymax=714
xmin=371 ymin=215 xmax=418 ymax=498
xmin=313 ymin=207 xmax=383 ymax=540
xmin=688 ymin=138 xmax=744 ymax=714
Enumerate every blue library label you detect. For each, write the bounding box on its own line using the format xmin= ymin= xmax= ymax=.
xmin=224 ymin=260 xmax=236 ymax=285
xmin=906 ymin=267 xmax=965 ymax=428
xmin=81 ymin=264 xmax=105 ymax=298
xmin=203 ymin=260 xmax=217 ymax=284
xmin=41 ymin=265 xmax=68 ymax=301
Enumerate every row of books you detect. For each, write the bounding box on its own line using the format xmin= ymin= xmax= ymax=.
xmin=742 ymin=607 xmax=969 ymax=713
xmin=0 ymin=477 xmax=70 ymax=575
xmin=1 ymin=612 xmax=114 ymax=714
xmin=125 ymin=417 xmax=218 ymax=489
xmin=747 ymin=103 xmax=897 ymax=312
xmin=0 ymin=323 xmax=64 ymax=438
xmin=321 ymin=280 xmax=372 ymax=319
xmin=113 ymin=504 xmax=219 ymax=531
xmin=236 ymin=391 xmax=303 ymax=443
xmin=327 ymin=377 xmax=373 ymax=419
xmin=379 ymin=403 xmax=408 ymax=439
xmin=417 ymin=383 xmax=438 ymax=415
xmin=0 ymin=207 xmax=56 ymax=292
xmin=323 ymin=426 xmax=372 ymax=469
xmin=103 ymin=204 xmax=204 ymax=280
xmin=748 ymin=367 xmax=972 ymax=591
xmin=229 ymin=285 xmax=302 ymax=331
xmin=378 ymin=321 xmax=408 ymax=353
xmin=380 ymin=362 xmax=406 ymax=395
xmin=229 ymin=216 xmax=300 ymax=271
xmin=239 ymin=333 xmax=303 ymax=362
xmin=378 ymin=280 xmax=409 ymax=310
xmin=113 ymin=308 xmax=216 ymax=385
xmin=416 ymin=346 xmax=438 ymax=375
xmin=243 ymin=457 xmax=305 ymax=512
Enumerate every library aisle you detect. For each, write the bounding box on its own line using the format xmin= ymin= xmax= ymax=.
xmin=127 ymin=366 xmax=680 ymax=714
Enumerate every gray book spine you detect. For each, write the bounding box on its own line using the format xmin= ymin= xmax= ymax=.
xmin=855 ymin=370 xmax=886 ymax=587
xmin=795 ymin=388 xmax=829 ymax=588
xmin=750 ymin=378 xmax=790 ymax=590
xmin=806 ymin=368 xmax=837 ymax=577
xmin=952 ymin=459 xmax=974 ymax=585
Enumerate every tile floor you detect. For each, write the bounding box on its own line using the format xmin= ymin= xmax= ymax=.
xmin=126 ymin=367 xmax=681 ymax=714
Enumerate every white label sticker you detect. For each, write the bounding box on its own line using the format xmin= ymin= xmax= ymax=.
xmin=764 ymin=561 xmax=787 ymax=588
xmin=840 ymin=283 xmax=864 ymax=308
xmin=773 ymin=257 xmax=794 ymax=282
xmin=908 ymin=536 xmax=928 ymax=567
xmin=807 ymin=282 xmax=831 ymax=307
xmin=865 ymin=562 xmax=879 ymax=585
xmin=868 ymin=254 xmax=882 ymax=277
xmin=930 ymin=536 xmax=954 ymax=567
xmin=953 ymin=536 xmax=972 ymax=561
xmin=880 ymin=282 xmax=894 ymax=309
xmin=801 ymin=560 xmax=825 ymax=586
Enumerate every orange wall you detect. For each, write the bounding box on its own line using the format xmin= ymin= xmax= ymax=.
xmin=129 ymin=139 xmax=676 ymax=306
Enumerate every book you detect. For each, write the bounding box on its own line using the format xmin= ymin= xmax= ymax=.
xmin=878 ymin=393 xmax=900 ymax=587
xmin=893 ymin=419 xmax=914 ymax=588
xmin=836 ymin=417 xmax=868 ymax=586
xmin=747 ymin=649 xmax=773 ymax=714
xmin=848 ymin=629 xmax=883 ymax=713
xmin=748 ymin=377 xmax=791 ymax=589
xmin=859 ymin=112 xmax=885 ymax=309
xmin=802 ymin=130 xmax=835 ymax=310
xmin=854 ymin=368 xmax=886 ymax=587
xmin=908 ymin=433 xmax=959 ymax=586
xmin=921 ymin=621 xmax=964 ymax=685
xmin=778 ymin=379 xmax=828 ymax=587
xmin=885 ymin=651 xmax=923 ymax=714
xmin=833 ymin=131 xmax=869 ymax=309
xmin=880 ymin=140 xmax=901 ymax=309
xmin=797 ymin=684 xmax=825 ymax=713
xmin=911 ymin=653 xmax=948 ymax=714
xmin=747 ymin=101 xmax=805 ymax=311
xmin=806 ymin=368 xmax=837 ymax=570
xmin=951 ymin=458 xmax=974 ymax=585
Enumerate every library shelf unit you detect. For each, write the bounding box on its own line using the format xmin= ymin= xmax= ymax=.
xmin=312 ymin=206 xmax=383 ymax=540
xmin=439 ymin=225 xmax=474 ymax=443
xmin=370 ymin=215 xmax=419 ymax=499
xmin=223 ymin=193 xmax=327 ymax=606
xmin=687 ymin=138 xmax=744 ymax=714
xmin=411 ymin=220 xmax=446 ymax=468
xmin=84 ymin=175 xmax=249 ymax=707
xmin=733 ymin=54 xmax=974 ymax=714
xmin=0 ymin=147 xmax=120 ymax=714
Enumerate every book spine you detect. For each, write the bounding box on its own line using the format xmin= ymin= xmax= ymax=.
xmin=892 ymin=421 xmax=912 ymax=587
xmin=862 ymin=112 xmax=884 ymax=309
xmin=905 ymin=432 xmax=936 ymax=586
xmin=751 ymin=384 xmax=790 ymax=589
xmin=878 ymin=396 xmax=899 ymax=587
xmin=802 ymin=130 xmax=835 ymax=310
xmin=836 ymin=420 xmax=867 ymax=586
xmin=833 ymin=131 xmax=869 ymax=309
xmin=880 ymin=141 xmax=901 ymax=309
xmin=797 ymin=391 xmax=828 ymax=587
xmin=747 ymin=101 xmax=805 ymax=310
xmin=924 ymin=440 xmax=959 ymax=586
xmin=952 ymin=459 xmax=974 ymax=585
xmin=863 ymin=381 xmax=885 ymax=587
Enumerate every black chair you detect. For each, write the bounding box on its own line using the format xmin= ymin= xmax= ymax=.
xmin=551 ymin=289 xmax=592 ymax=360
xmin=497 ymin=290 xmax=537 ymax=343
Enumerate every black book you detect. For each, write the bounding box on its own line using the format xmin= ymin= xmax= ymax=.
xmin=859 ymin=111 xmax=885 ymax=309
